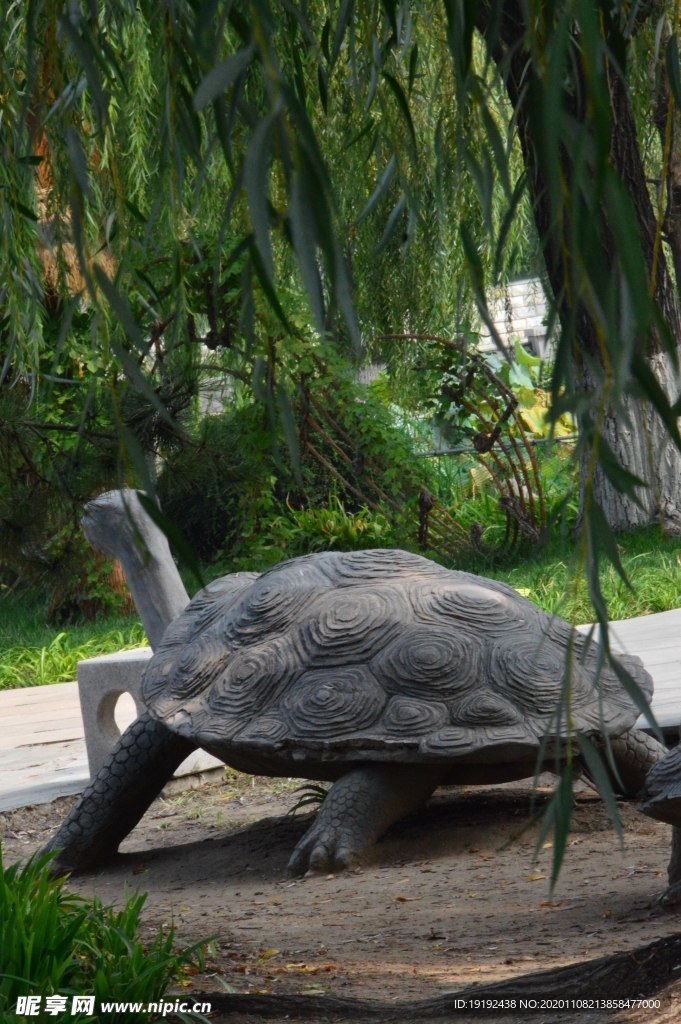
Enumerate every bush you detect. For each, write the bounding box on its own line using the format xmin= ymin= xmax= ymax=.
xmin=247 ymin=494 xmax=396 ymax=563
xmin=0 ymin=843 xmax=205 ymax=1022
xmin=158 ymin=365 xmax=431 ymax=569
xmin=157 ymin=404 xmax=284 ymax=564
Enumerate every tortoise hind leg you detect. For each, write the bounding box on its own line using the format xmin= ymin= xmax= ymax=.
xmin=607 ymin=728 xmax=666 ymax=796
xmin=287 ymin=765 xmax=445 ymax=877
xmin=42 ymin=712 xmax=195 ymax=875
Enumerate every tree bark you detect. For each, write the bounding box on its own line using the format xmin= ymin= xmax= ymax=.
xmin=477 ymin=2 xmax=681 ymax=530
xmin=580 ymin=354 xmax=681 ymax=529
xmin=654 ymin=35 xmax=681 ymax=294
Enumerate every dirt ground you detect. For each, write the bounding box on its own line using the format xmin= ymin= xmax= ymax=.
xmin=2 ymin=771 xmax=681 ymax=1018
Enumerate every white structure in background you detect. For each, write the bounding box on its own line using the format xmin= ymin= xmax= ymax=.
xmin=478 ymin=276 xmax=550 ymax=359
xmin=356 ymin=362 xmax=387 ymax=385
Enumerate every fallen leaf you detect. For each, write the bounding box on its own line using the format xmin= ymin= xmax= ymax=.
xmin=538 ymin=901 xmax=563 ymax=908
xmin=183 ymin=966 xmax=200 ymax=976
xmin=395 ymin=896 xmax=420 ymax=902
xmin=528 ymin=874 xmax=547 ymax=881
xmin=314 ymin=899 xmax=332 ymax=904
xmin=132 ymin=865 xmax=146 ymax=875
xmin=268 ymin=898 xmax=281 ymax=905
xmin=259 ymin=949 xmax=279 ymax=961
xmin=326 ymin=874 xmax=334 ymax=880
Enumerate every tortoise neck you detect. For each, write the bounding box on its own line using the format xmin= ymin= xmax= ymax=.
xmin=82 ymin=489 xmax=190 ymax=650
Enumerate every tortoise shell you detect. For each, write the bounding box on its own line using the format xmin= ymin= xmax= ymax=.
xmin=142 ymin=550 xmax=651 ymax=775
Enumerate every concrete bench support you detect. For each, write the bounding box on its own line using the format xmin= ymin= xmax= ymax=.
xmin=77 ymin=649 xmax=152 ymax=778
xmin=77 ymin=649 xmax=223 ymax=782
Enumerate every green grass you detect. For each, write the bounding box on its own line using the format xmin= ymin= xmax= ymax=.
xmin=0 ymin=594 xmax=147 ymax=691
xmin=0 ymin=592 xmax=144 ymax=650
xmin=0 ymin=626 xmax=148 ymax=691
xmin=478 ymin=525 xmax=681 ymax=623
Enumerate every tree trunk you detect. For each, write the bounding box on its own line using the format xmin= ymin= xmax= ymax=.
xmin=594 ymin=72 xmax=681 ymax=530
xmin=478 ymin=2 xmax=681 ymax=530
xmin=582 ymin=354 xmax=681 ymax=530
xmin=654 ymin=34 xmax=681 ymax=296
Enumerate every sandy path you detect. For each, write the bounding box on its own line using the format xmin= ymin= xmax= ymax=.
xmin=2 ymin=771 xmax=680 ymax=1013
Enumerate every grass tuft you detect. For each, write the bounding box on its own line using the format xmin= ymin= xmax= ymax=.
xmin=0 ymin=841 xmax=206 ymax=1021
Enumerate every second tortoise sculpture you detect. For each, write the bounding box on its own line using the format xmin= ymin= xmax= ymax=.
xmin=45 ymin=490 xmax=664 ymax=876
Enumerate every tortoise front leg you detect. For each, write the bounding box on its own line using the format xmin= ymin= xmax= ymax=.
xmin=287 ymin=765 xmax=445 ymax=877
xmin=43 ymin=712 xmax=195 ymax=875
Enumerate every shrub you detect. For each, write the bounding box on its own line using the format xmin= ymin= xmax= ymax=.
xmin=228 ymin=494 xmax=399 ymax=571
xmin=0 ymin=843 xmax=205 ymax=1022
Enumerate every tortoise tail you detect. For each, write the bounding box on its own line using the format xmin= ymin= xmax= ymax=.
xmin=42 ymin=712 xmax=195 ymax=875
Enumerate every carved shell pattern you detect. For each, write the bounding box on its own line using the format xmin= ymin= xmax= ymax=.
xmin=209 ymin=639 xmax=298 ymax=718
xmin=143 ymin=637 xmax=227 ymax=707
xmin=281 ymin=666 xmax=386 ymax=739
xmin=219 ymin=576 xmax=322 ymax=647
xmin=487 ymin=629 xmax=592 ymax=715
xmin=371 ymin=625 xmax=482 ymax=699
xmin=381 ymin=696 xmax=449 ymax=736
xmin=410 ymin=578 xmax=537 ymax=636
xmin=185 ymin=573 xmax=259 ymax=641
xmin=294 ymin=587 xmax=411 ymax=665
xmin=144 ymin=550 xmax=652 ymax=761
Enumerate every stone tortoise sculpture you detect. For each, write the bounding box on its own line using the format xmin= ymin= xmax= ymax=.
xmin=44 ymin=490 xmax=666 ymax=877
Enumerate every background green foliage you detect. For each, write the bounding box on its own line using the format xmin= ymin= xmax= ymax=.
xmin=1 ymin=0 xmax=545 ymax=609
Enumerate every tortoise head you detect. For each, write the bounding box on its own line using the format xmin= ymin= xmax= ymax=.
xmin=82 ymin=489 xmax=189 ymax=650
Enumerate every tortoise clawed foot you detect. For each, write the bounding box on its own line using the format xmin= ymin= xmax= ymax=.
xmin=286 ymin=765 xmax=443 ymax=877
xmin=286 ymin=767 xmax=391 ymax=876
xmin=657 ymin=881 xmax=681 ymax=907
xmin=287 ymin=821 xmax=361 ymax=877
